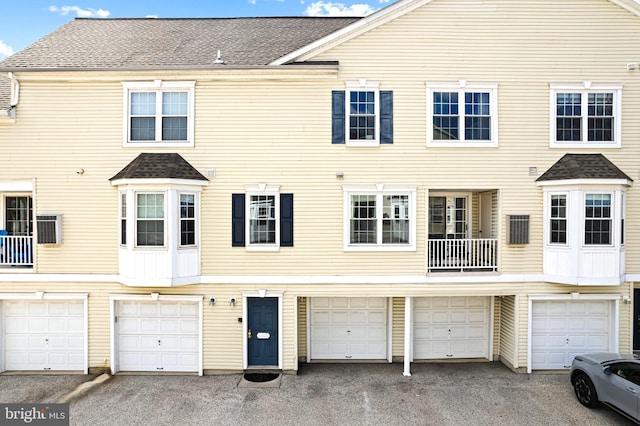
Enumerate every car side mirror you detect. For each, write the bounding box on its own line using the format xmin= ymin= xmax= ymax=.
xmin=603 ymin=366 xmax=612 ymax=375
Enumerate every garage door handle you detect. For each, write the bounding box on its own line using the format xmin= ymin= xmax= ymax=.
xmin=345 ymin=356 xmax=352 ymax=359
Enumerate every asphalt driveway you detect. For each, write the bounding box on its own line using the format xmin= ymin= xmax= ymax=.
xmin=0 ymin=363 xmax=634 ymax=425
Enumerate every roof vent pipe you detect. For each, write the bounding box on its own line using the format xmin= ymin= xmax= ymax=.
xmin=214 ymin=50 xmax=225 ymax=64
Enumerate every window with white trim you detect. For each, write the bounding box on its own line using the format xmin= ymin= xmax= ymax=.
xmin=136 ymin=193 xmax=165 ymax=247
xmin=549 ymin=194 xmax=567 ymax=244
xmin=120 ymin=192 xmax=127 ymax=246
xmin=343 ymin=185 xmax=416 ymax=251
xmin=347 ymin=80 xmax=380 ymax=146
xmin=179 ymin=193 xmax=196 ymax=247
xmin=122 ymin=81 xmax=195 ymax=147
xmin=550 ymin=83 xmax=621 ymax=147
xmin=585 ymin=193 xmax=611 ymax=245
xmin=427 ymin=82 xmax=498 ymax=147
xmin=249 ymin=194 xmax=277 ymax=245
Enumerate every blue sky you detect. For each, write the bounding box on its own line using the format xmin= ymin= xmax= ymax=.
xmin=0 ymin=1 xmax=395 ymax=59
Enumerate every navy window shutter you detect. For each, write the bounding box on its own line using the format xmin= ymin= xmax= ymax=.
xmin=280 ymin=194 xmax=294 ymax=247
xmin=232 ymin=194 xmax=245 ymax=247
xmin=380 ymin=90 xmax=393 ymax=144
xmin=332 ymin=90 xmax=346 ymax=144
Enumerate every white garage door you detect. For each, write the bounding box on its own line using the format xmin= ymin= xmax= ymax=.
xmin=414 ymin=296 xmax=490 ymax=359
xmin=4 ymin=299 xmax=85 ymax=371
xmin=116 ymin=301 xmax=199 ymax=372
xmin=310 ymin=297 xmax=387 ymax=360
xmin=531 ymin=300 xmax=611 ymax=370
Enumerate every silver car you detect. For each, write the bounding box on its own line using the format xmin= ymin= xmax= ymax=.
xmin=571 ymin=353 xmax=640 ymax=423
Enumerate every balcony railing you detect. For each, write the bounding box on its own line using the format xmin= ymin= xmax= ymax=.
xmin=428 ymin=238 xmax=497 ymax=272
xmin=0 ymin=235 xmax=33 ymax=266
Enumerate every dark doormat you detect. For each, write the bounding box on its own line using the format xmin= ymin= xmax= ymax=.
xmin=243 ymin=373 xmax=279 ymax=382
xmin=238 ymin=372 xmax=282 ymax=388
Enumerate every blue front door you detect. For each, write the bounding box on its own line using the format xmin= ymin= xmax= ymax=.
xmin=247 ymin=297 xmax=278 ymax=366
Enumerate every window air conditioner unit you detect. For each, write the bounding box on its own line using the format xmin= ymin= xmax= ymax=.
xmin=507 ymin=214 xmax=529 ymax=245
xmin=36 ymin=214 xmax=62 ymax=244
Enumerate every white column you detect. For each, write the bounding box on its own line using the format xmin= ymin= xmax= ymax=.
xmin=403 ymin=296 xmax=412 ymax=377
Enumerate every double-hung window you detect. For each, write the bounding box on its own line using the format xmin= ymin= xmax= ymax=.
xmin=585 ymin=193 xmax=611 ymax=245
xmin=549 ymin=194 xmax=567 ymax=244
xmin=123 ymin=81 xmax=195 ymax=147
xmin=427 ymin=82 xmax=498 ymax=147
xmin=179 ymin=193 xmax=196 ymax=247
xmin=343 ymin=185 xmax=416 ymax=251
xmin=332 ymin=80 xmax=393 ymax=146
xmin=232 ymin=185 xmax=294 ymax=250
xmin=550 ymin=83 xmax=621 ymax=148
xmin=136 ymin=193 xmax=165 ymax=247
xmin=120 ymin=192 xmax=127 ymax=246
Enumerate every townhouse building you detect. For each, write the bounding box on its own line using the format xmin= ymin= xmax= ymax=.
xmin=0 ymin=0 xmax=639 ymax=375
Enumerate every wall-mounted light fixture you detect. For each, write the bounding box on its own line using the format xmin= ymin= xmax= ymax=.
xmin=230 ymin=297 xmax=237 ymax=306
xmin=336 ymin=172 xmax=344 ymax=179
xmin=209 ymin=297 xmax=216 ymax=306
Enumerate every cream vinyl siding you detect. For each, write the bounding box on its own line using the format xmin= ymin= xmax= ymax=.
xmin=498 ymin=296 xmax=517 ymax=369
xmin=298 ymin=298 xmax=307 ymax=360
xmin=392 ymin=297 xmax=405 ymax=359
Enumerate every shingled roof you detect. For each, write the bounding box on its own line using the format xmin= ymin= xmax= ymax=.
xmin=0 ymin=17 xmax=361 ymax=70
xmin=536 ymin=153 xmax=633 ymax=182
xmin=110 ymin=153 xmax=208 ymax=181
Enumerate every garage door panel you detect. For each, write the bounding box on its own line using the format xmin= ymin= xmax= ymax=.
xmin=310 ymin=297 xmax=387 ymax=360
xmin=467 ymin=326 xmax=488 ymax=339
xmin=331 ymin=311 xmax=349 ymax=323
xmin=414 ymin=297 xmax=490 ymax=360
xmin=431 ymin=311 xmax=450 ymax=323
xmin=116 ymin=301 xmax=200 ymax=373
xmin=4 ymin=300 xmax=85 ymax=371
xmin=140 ymin=318 xmax=159 ymax=333
xmin=311 ymin=326 xmax=330 ymax=339
xmin=532 ymin=300 xmax=611 ymax=370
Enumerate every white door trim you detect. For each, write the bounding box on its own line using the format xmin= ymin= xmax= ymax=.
xmin=109 ymin=293 xmax=203 ymax=375
xmin=527 ymin=293 xmax=620 ymax=373
xmin=0 ymin=293 xmax=88 ymax=373
xmin=241 ymin=290 xmax=283 ymax=370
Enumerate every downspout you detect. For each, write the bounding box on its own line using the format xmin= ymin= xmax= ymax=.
xmin=8 ymin=72 xmax=19 ymax=118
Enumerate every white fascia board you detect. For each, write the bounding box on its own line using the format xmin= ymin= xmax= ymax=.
xmin=536 ymin=178 xmax=632 ymax=187
xmin=109 ymin=293 xmax=203 ymax=302
xmin=270 ymin=0 xmax=433 ymax=65
xmin=0 ymin=292 xmax=88 ymax=300
xmin=0 ymin=272 xmax=631 ymax=286
xmin=110 ymin=178 xmax=209 ymax=187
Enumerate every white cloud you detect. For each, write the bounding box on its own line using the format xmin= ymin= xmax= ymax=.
xmin=304 ymin=1 xmax=377 ymax=16
xmin=0 ymin=40 xmax=14 ymax=59
xmin=48 ymin=5 xmax=110 ymax=18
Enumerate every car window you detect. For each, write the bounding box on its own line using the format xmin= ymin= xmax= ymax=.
xmin=610 ymin=362 xmax=640 ymax=386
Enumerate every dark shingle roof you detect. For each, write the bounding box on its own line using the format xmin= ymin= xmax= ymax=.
xmin=110 ymin=153 xmax=208 ymax=181
xmin=0 ymin=17 xmax=361 ymax=70
xmin=536 ymin=153 xmax=632 ymax=182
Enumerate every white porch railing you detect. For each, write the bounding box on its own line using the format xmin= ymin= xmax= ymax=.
xmin=428 ymin=238 xmax=497 ymax=271
xmin=0 ymin=235 xmax=33 ymax=266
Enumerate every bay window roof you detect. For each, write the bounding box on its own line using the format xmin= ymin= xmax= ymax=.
xmin=536 ymin=153 xmax=632 ymax=184
xmin=110 ymin=153 xmax=208 ymax=182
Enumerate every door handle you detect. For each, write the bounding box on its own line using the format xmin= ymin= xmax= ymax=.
xmin=247 ymin=329 xmax=252 ymax=339
xmin=627 ymin=387 xmax=637 ymax=394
